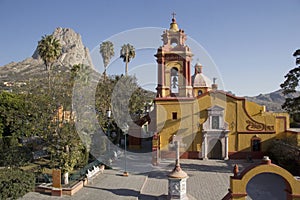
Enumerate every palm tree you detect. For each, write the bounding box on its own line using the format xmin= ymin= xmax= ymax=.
xmin=37 ymin=34 xmax=61 ymax=89
xmin=120 ymin=43 xmax=135 ymax=76
xmin=100 ymin=41 xmax=115 ymax=77
xmin=71 ymin=64 xmax=91 ymax=85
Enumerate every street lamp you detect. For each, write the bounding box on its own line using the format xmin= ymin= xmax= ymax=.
xmin=122 ymin=124 xmax=129 ymax=177
xmin=106 ymin=108 xmax=111 ymax=158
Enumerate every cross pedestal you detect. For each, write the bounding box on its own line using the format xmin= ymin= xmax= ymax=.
xmin=168 ymin=176 xmax=188 ymax=200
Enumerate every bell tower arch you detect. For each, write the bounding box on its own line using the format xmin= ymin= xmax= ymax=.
xmin=155 ymin=15 xmax=193 ymax=98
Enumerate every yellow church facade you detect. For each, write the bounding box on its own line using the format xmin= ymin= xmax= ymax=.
xmin=151 ymin=17 xmax=299 ymax=160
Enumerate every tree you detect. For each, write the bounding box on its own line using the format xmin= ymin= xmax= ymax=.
xmin=267 ymin=138 xmax=300 ymax=175
xmin=0 ymin=92 xmax=33 ymax=147
xmin=280 ymin=49 xmax=300 ymax=123
xmin=37 ymin=34 xmax=62 ymax=89
xmin=0 ymin=92 xmax=50 ymax=167
xmin=71 ymin=63 xmax=95 ymax=149
xmin=120 ymin=43 xmax=135 ymax=76
xmin=100 ymin=41 xmax=115 ymax=77
xmin=71 ymin=64 xmax=92 ymax=85
xmin=48 ymin=122 xmax=87 ymax=185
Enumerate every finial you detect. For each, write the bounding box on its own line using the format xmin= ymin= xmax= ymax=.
xmin=169 ymin=12 xmax=179 ymax=31
xmin=233 ymin=164 xmax=239 ymax=177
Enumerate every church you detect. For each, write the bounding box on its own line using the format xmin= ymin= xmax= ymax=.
xmin=150 ymin=16 xmax=300 ymax=161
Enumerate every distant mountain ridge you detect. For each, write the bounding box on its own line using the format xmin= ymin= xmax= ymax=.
xmin=245 ymin=89 xmax=300 ymax=112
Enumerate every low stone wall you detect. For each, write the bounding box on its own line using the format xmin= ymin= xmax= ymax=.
xmin=62 ymin=180 xmax=84 ymax=196
xmin=35 ymin=164 xmax=104 ymax=196
xmin=35 ymin=179 xmax=85 ymax=196
xmin=35 ymin=184 xmax=52 ymax=195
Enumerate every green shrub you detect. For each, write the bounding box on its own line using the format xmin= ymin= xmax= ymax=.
xmin=0 ymin=168 xmax=35 ymax=199
xmin=267 ymin=139 xmax=300 ymax=176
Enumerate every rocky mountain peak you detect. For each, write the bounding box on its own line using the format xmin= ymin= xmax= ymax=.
xmin=32 ymin=27 xmax=93 ymax=67
xmin=0 ymin=27 xmax=93 ymax=82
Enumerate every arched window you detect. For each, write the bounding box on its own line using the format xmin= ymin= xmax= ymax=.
xmin=251 ymin=137 xmax=261 ymax=152
xmin=170 ymin=38 xmax=178 ymax=47
xmin=171 ymin=67 xmax=178 ymax=94
xmin=197 ymin=90 xmax=203 ymax=96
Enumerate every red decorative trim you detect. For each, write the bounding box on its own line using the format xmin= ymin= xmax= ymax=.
xmin=231 ymin=193 xmax=247 ymax=197
xmin=196 ymin=90 xmax=246 ymax=100
xmin=228 ymin=151 xmax=264 ymax=159
xmin=160 ymin=151 xmax=199 ymax=159
xmin=181 ymin=151 xmax=199 ymax=159
xmin=289 ymin=194 xmax=300 ymax=198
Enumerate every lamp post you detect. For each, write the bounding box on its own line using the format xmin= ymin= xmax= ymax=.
xmin=106 ymin=108 xmax=111 ymax=136
xmin=122 ymin=124 xmax=129 ymax=177
xmin=106 ymin=108 xmax=111 ymax=158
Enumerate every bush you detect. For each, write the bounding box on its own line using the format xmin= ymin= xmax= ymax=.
xmin=0 ymin=146 xmax=32 ymax=167
xmin=0 ymin=168 xmax=35 ymax=199
xmin=267 ymin=139 xmax=300 ymax=176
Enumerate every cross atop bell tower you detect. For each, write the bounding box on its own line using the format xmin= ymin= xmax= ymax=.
xmin=155 ymin=15 xmax=193 ymax=98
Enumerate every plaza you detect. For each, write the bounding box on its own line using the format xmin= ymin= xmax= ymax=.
xmin=21 ymin=159 xmax=254 ymax=200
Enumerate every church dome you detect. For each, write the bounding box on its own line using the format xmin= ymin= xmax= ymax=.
xmin=192 ymin=62 xmax=212 ymax=87
xmin=192 ymin=73 xmax=212 ymax=87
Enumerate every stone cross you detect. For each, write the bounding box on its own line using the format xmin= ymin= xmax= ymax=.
xmin=168 ymin=137 xmax=188 ymax=200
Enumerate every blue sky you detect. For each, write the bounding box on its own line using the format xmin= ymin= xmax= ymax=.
xmin=0 ymin=0 xmax=299 ymax=96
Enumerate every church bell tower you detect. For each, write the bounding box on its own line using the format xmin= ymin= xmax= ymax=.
xmin=155 ymin=14 xmax=193 ymax=98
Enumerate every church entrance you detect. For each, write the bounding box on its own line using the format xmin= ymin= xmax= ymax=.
xmin=208 ymin=139 xmax=222 ymax=159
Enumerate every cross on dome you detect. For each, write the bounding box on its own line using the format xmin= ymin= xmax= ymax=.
xmin=169 ymin=12 xmax=179 ymax=31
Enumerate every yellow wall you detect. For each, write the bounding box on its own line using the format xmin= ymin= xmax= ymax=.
xmin=155 ymin=91 xmax=296 ymax=156
xmin=156 ymin=99 xmax=195 ymax=151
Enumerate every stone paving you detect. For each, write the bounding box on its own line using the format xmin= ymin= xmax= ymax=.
xmin=21 ymin=158 xmax=259 ymax=200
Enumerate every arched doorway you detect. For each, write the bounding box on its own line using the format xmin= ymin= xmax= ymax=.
xmin=208 ymin=139 xmax=222 ymax=159
xmin=246 ymin=173 xmax=287 ymax=200
xmin=222 ymin=158 xmax=300 ymax=200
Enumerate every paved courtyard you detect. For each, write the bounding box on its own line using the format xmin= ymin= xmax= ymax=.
xmin=21 ymin=158 xmax=260 ymax=200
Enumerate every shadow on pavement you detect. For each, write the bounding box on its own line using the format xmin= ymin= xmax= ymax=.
xmin=84 ymin=186 xmax=165 ymax=200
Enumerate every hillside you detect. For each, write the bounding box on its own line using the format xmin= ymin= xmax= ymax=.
xmin=245 ymin=89 xmax=300 ymax=112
